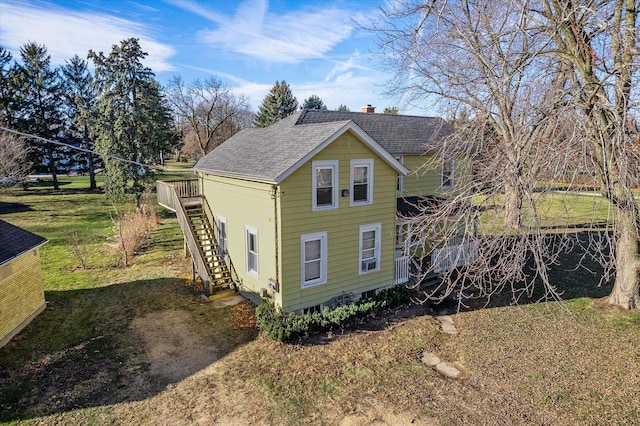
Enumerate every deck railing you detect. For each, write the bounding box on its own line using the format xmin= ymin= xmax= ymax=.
xmin=394 ymin=255 xmax=411 ymax=285
xmin=431 ymin=239 xmax=478 ymax=274
xmin=157 ymin=179 xmax=199 ymax=211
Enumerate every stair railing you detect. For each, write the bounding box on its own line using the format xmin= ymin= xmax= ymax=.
xmin=165 ymin=184 xmax=213 ymax=291
xmin=201 ymin=195 xmax=242 ymax=286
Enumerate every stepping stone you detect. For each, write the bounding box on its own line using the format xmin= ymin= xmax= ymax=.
xmin=435 ymin=361 xmax=461 ymax=379
xmin=440 ymin=321 xmax=459 ymax=335
xmin=421 ymin=352 xmax=441 ymax=366
xmin=439 ymin=315 xmax=454 ymax=324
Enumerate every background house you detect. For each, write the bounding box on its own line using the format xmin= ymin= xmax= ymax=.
xmin=0 ymin=220 xmax=48 ymax=348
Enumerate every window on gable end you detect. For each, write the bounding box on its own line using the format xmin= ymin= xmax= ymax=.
xmin=312 ymin=160 xmax=338 ymax=210
xmin=359 ymin=223 xmax=381 ymax=274
xmin=301 ymin=231 xmax=327 ymax=287
xmin=350 ymin=159 xmax=374 ymax=205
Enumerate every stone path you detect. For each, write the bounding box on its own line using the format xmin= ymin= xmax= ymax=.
xmin=420 ymin=315 xmax=462 ymax=379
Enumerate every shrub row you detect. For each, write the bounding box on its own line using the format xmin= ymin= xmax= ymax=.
xmin=255 ymin=285 xmax=415 ymax=342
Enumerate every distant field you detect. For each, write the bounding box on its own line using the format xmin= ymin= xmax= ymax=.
xmin=0 ymin=178 xmax=638 ymax=425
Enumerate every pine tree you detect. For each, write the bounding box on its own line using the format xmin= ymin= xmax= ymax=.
xmin=253 ymin=80 xmax=298 ymax=127
xmin=337 ymin=104 xmax=350 ymax=112
xmin=89 ymin=38 xmax=177 ymax=205
xmin=61 ymin=55 xmax=99 ymax=189
xmin=0 ymin=47 xmax=17 ymax=125
xmin=302 ymin=94 xmax=327 ymax=110
xmin=13 ymin=42 xmax=64 ymax=189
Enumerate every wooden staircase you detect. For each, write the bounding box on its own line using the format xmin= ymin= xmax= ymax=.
xmin=184 ymin=203 xmax=234 ymax=293
xmin=156 ymin=179 xmax=235 ymax=296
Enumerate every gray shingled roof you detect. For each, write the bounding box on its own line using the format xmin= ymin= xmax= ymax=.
xmin=195 ymin=111 xmax=409 ymax=182
xmin=194 ymin=112 xmax=352 ymax=182
xmin=296 ymin=109 xmax=454 ymax=155
xmin=0 ymin=220 xmax=48 ymax=266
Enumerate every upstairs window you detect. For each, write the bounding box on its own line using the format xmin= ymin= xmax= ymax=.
xmin=441 ymin=158 xmax=455 ymax=189
xmin=350 ymin=159 xmax=374 ymax=206
xmin=312 ymin=160 xmax=338 ymax=210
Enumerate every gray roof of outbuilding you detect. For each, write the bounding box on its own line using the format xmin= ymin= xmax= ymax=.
xmin=194 ymin=111 xmax=409 ymax=183
xmin=0 ymin=220 xmax=48 ymax=266
xmin=296 ymin=109 xmax=454 ymax=155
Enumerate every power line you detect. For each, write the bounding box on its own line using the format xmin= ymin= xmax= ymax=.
xmin=0 ymin=125 xmax=186 ymax=173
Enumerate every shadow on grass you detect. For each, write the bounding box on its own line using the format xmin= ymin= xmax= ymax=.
xmin=0 ymin=201 xmax=33 ymax=215
xmin=428 ymin=230 xmax=613 ymax=315
xmin=0 ymin=277 xmax=257 ymax=422
xmin=309 ymin=230 xmax=616 ymax=345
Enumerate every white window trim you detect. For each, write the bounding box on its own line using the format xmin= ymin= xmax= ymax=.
xmin=396 ymin=155 xmax=404 ymax=194
xmin=312 ymin=160 xmax=339 ymax=211
xmin=217 ymin=216 xmax=227 ymax=258
xmin=245 ymin=225 xmax=258 ymax=278
xmin=300 ymin=231 xmax=328 ymax=288
xmin=441 ymin=157 xmax=455 ymax=189
xmin=350 ymin=159 xmax=374 ymax=206
xmin=359 ymin=223 xmax=381 ymax=274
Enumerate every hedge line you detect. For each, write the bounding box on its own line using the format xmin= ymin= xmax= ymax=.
xmin=255 ymin=285 xmax=415 ymax=342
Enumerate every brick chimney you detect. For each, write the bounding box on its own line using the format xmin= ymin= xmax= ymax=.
xmin=360 ymin=104 xmax=375 ymax=113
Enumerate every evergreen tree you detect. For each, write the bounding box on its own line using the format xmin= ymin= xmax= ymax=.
xmin=302 ymin=94 xmax=327 ymax=110
xmin=89 ymin=38 xmax=176 ymax=205
xmin=61 ymin=55 xmax=100 ymax=189
xmin=0 ymin=47 xmax=17 ymax=125
xmin=253 ymin=80 xmax=298 ymax=127
xmin=383 ymin=106 xmax=399 ymax=114
xmin=13 ymin=42 xmax=64 ymax=189
xmin=337 ymin=104 xmax=350 ymax=112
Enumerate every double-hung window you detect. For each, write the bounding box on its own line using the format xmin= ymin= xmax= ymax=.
xmin=312 ymin=160 xmax=338 ymax=210
xmin=245 ymin=225 xmax=258 ymax=278
xmin=359 ymin=223 xmax=381 ymax=274
xmin=300 ymin=231 xmax=327 ymax=287
xmin=350 ymin=159 xmax=373 ymax=205
xmin=441 ymin=157 xmax=455 ymax=189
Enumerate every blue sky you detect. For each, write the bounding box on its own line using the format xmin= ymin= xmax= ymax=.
xmin=0 ymin=0 xmax=430 ymax=115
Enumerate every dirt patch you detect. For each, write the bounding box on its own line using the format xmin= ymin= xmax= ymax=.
xmin=130 ymin=309 xmax=218 ymax=383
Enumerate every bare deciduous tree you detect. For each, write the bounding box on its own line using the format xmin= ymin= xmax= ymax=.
xmin=0 ymin=132 xmax=30 ymax=188
xmin=166 ymin=76 xmax=252 ymax=157
xmin=537 ymin=0 xmax=640 ymax=309
xmin=368 ymin=0 xmax=562 ymax=230
xmin=372 ymin=0 xmax=640 ymax=310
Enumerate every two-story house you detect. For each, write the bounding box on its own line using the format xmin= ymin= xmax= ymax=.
xmin=157 ymin=108 xmax=475 ymax=313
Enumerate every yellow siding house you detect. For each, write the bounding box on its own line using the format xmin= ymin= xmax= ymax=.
xmin=0 ymin=220 xmax=47 ymax=348
xmin=157 ymin=108 xmax=476 ymax=313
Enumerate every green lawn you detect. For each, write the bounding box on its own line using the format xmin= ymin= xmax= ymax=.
xmin=0 ymin=180 xmax=638 ymax=425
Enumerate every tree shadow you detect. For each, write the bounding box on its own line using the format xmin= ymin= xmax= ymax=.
xmin=305 ymin=229 xmax=615 ymax=346
xmin=428 ymin=229 xmax=613 ymax=315
xmin=0 ymin=277 xmax=257 ymax=422
xmin=0 ymin=201 xmax=33 ymax=215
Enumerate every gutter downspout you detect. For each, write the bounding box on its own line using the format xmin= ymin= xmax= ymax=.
xmin=271 ymin=185 xmax=280 ymax=292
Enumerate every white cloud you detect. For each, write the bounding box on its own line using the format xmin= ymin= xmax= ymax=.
xmin=0 ymin=1 xmax=176 ymax=72
xmin=172 ymin=0 xmax=353 ymax=64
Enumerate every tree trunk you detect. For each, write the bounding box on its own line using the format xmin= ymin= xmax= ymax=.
xmin=504 ymin=178 xmax=522 ymax=230
xmin=608 ymin=202 xmax=640 ymax=309
xmin=88 ymin=152 xmax=96 ymax=191
xmin=47 ymin=142 xmax=59 ymax=190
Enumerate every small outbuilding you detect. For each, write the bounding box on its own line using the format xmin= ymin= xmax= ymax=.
xmin=0 ymin=220 xmax=48 ymax=348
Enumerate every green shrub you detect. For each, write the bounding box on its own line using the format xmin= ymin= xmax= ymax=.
xmin=255 ymin=285 xmax=417 ymax=342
